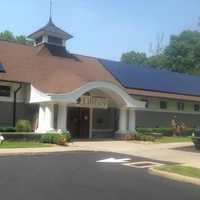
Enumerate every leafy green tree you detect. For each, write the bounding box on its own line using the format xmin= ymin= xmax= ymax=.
xmin=16 ymin=35 xmax=28 ymax=44
xmin=0 ymin=30 xmax=33 ymax=45
xmin=164 ymin=31 xmax=200 ymax=73
xmin=146 ymin=54 xmax=168 ymax=69
xmin=121 ymin=30 xmax=200 ymax=75
xmin=121 ymin=51 xmax=148 ymax=65
xmin=0 ymin=31 xmax=15 ymax=41
xmin=15 ymin=35 xmax=33 ymax=45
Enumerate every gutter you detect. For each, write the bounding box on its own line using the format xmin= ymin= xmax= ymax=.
xmin=13 ymin=84 xmax=22 ymax=127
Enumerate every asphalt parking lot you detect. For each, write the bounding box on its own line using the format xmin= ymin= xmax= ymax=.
xmin=0 ymin=151 xmax=199 ymax=200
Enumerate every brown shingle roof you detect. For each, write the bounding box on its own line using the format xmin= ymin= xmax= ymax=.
xmin=28 ymin=18 xmax=73 ymax=40
xmin=0 ymin=40 xmax=120 ymax=94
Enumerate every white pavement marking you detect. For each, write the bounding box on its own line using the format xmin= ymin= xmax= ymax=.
xmin=96 ymin=157 xmax=131 ymax=163
xmin=123 ymin=161 xmax=163 ymax=168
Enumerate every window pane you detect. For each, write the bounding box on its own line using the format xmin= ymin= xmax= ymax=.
xmin=177 ymin=102 xmax=184 ymax=111
xmin=160 ymin=101 xmax=167 ymax=109
xmin=48 ymin=36 xmax=62 ymax=45
xmin=0 ymin=86 xmax=11 ymax=97
xmin=35 ymin=36 xmax=43 ymax=44
xmin=194 ymin=104 xmax=200 ymax=112
xmin=142 ymin=99 xmax=149 ymax=108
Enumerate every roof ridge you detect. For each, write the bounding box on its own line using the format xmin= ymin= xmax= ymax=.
xmin=0 ymin=39 xmax=34 ymax=48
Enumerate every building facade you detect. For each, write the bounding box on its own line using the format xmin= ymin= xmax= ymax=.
xmin=0 ymin=18 xmax=200 ymax=138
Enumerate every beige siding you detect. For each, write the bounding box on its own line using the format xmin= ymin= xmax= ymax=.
xmin=133 ymin=95 xmax=200 ymax=114
xmin=0 ymin=81 xmax=30 ymax=103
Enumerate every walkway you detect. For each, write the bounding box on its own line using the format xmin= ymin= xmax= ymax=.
xmin=72 ymin=140 xmax=200 ymax=168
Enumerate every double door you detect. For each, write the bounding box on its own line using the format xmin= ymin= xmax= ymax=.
xmin=68 ymin=107 xmax=90 ymax=138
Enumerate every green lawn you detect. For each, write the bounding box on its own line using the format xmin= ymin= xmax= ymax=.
xmin=156 ymin=165 xmax=200 ymax=179
xmin=155 ymin=136 xmax=192 ymax=143
xmin=0 ymin=141 xmax=52 ymax=148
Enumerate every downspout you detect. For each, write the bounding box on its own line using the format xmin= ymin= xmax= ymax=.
xmin=13 ymin=84 xmax=22 ymax=127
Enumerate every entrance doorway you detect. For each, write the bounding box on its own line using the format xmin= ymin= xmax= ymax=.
xmin=67 ymin=107 xmax=90 ymax=138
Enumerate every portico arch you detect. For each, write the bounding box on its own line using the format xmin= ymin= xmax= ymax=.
xmin=49 ymin=81 xmax=145 ymax=108
xmin=31 ymin=81 xmax=145 ymax=136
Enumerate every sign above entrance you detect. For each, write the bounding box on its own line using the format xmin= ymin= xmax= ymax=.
xmin=78 ymin=95 xmax=108 ymax=109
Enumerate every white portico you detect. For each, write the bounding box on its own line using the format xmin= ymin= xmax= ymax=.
xmin=30 ymin=81 xmax=145 ymax=138
xmin=25 ymin=16 xmax=146 ymax=138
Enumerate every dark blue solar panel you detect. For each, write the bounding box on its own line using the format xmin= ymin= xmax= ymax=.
xmin=99 ymin=58 xmax=200 ymax=97
xmin=0 ymin=63 xmax=5 ymax=72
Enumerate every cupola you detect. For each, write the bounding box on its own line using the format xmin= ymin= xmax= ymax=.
xmin=28 ymin=17 xmax=73 ymax=47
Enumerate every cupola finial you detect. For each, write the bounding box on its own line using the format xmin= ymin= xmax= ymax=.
xmin=49 ymin=0 xmax=53 ymax=21
xmin=28 ymin=0 xmax=73 ymax=47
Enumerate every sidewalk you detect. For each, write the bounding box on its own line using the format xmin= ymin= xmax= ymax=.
xmin=72 ymin=140 xmax=200 ymax=168
xmin=0 ymin=145 xmax=80 ymax=156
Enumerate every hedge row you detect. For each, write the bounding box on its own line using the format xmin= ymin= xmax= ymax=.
xmin=135 ymin=133 xmax=156 ymax=142
xmin=0 ymin=133 xmax=41 ymax=141
xmin=0 ymin=132 xmax=72 ymax=143
xmin=136 ymin=127 xmax=194 ymax=136
xmin=40 ymin=133 xmax=71 ymax=145
xmin=0 ymin=127 xmax=16 ymax=132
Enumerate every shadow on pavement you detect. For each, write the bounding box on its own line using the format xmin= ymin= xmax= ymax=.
xmin=173 ymin=145 xmax=200 ymax=153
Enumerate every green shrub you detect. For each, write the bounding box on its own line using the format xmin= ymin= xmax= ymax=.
xmin=40 ymin=133 xmax=68 ymax=145
xmin=61 ymin=131 xmax=71 ymax=142
xmin=136 ymin=127 xmax=194 ymax=136
xmin=136 ymin=127 xmax=172 ymax=135
xmin=0 ymin=127 xmax=16 ymax=132
xmin=40 ymin=133 xmax=53 ymax=143
xmin=54 ymin=134 xmax=67 ymax=145
xmin=52 ymin=134 xmax=61 ymax=144
xmin=135 ymin=133 xmax=155 ymax=142
xmin=16 ymin=120 xmax=32 ymax=132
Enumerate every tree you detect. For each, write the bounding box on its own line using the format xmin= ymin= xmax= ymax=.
xmin=121 ymin=51 xmax=147 ymax=65
xmin=149 ymin=33 xmax=165 ymax=56
xmin=121 ymin=30 xmax=200 ymax=75
xmin=15 ymin=35 xmax=33 ymax=45
xmin=0 ymin=30 xmax=33 ymax=45
xmin=164 ymin=31 xmax=200 ymax=73
xmin=0 ymin=31 xmax=15 ymax=41
xmin=16 ymin=35 xmax=28 ymax=44
xmin=146 ymin=54 xmax=168 ymax=69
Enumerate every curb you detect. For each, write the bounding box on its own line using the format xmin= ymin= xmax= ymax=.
xmin=149 ymin=167 xmax=200 ymax=186
xmin=0 ymin=146 xmax=82 ymax=157
xmin=0 ymin=151 xmax=69 ymax=157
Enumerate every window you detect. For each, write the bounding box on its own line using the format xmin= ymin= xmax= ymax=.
xmin=142 ymin=99 xmax=149 ymax=108
xmin=35 ymin=36 xmax=43 ymax=45
xmin=177 ymin=102 xmax=184 ymax=111
xmin=194 ymin=104 xmax=200 ymax=112
xmin=48 ymin=36 xmax=63 ymax=45
xmin=160 ymin=101 xmax=167 ymax=109
xmin=0 ymin=85 xmax=11 ymax=97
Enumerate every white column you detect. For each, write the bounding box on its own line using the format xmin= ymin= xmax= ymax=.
xmin=89 ymin=108 xmax=93 ymax=139
xmin=118 ymin=107 xmax=128 ymax=133
xmin=128 ymin=109 xmax=136 ymax=133
xmin=45 ymin=103 xmax=54 ymax=132
xmin=37 ymin=104 xmax=45 ymax=133
xmin=57 ymin=104 xmax=67 ymax=132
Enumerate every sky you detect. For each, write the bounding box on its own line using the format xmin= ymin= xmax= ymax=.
xmin=0 ymin=0 xmax=199 ymax=60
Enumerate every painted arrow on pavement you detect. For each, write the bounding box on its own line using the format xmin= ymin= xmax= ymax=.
xmin=96 ymin=157 xmax=131 ymax=163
